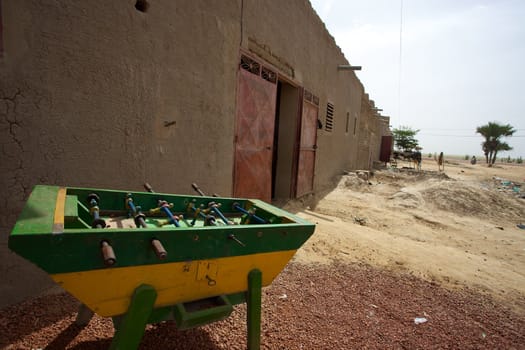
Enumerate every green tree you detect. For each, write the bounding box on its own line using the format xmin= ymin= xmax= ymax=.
xmin=392 ymin=126 xmax=420 ymax=152
xmin=476 ymin=122 xmax=515 ymax=166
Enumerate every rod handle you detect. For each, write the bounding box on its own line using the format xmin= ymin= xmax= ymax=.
xmin=101 ymin=241 xmax=116 ymax=266
xmin=191 ymin=183 xmax=206 ymax=196
xmin=151 ymin=239 xmax=167 ymax=259
xmin=144 ymin=183 xmax=154 ymax=193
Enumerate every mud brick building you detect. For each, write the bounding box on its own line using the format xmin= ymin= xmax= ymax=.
xmin=0 ymin=0 xmax=391 ymax=306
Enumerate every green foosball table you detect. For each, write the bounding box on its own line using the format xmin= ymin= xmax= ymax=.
xmin=9 ymin=185 xmax=315 ymax=349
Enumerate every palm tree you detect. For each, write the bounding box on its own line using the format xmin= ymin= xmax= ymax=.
xmin=495 ymin=142 xmax=512 ymax=163
xmin=476 ymin=122 xmax=515 ymax=166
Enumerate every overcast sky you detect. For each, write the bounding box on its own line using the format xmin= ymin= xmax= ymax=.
xmin=310 ymin=0 xmax=525 ymax=158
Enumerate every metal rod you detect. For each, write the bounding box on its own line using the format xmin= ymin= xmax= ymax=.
xmin=147 ymin=200 xmax=181 ymax=227
xmin=191 ymin=183 xmax=206 ymax=196
xmin=228 ymin=233 xmax=246 ymax=247
xmin=191 ymin=184 xmax=231 ymax=225
xmin=208 ymin=202 xmax=233 ymax=225
xmin=232 ymin=203 xmax=267 ymax=224
xmin=190 ymin=204 xmax=204 ymax=226
xmin=211 ymin=206 xmax=230 ymax=225
xmin=87 ymin=193 xmax=106 ymax=228
xmin=204 ymin=214 xmax=217 ymax=226
xmin=187 ymin=200 xmax=215 ymax=226
xmin=157 ymin=201 xmax=180 ymax=227
xmin=144 ymin=183 xmax=180 ymax=226
xmin=140 ymin=184 xmax=170 ymax=258
xmin=143 ymin=183 xmax=154 ymax=193
xmin=191 ymin=182 xmax=220 ymax=198
xmin=126 ymin=193 xmax=147 ymax=228
xmin=87 ymin=194 xmax=116 ymax=266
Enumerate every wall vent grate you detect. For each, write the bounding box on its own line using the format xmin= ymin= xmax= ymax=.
xmin=261 ymin=66 xmax=277 ymax=84
xmin=304 ymin=90 xmax=313 ymax=102
xmin=325 ymin=102 xmax=334 ymax=132
xmin=240 ymin=55 xmax=261 ymax=75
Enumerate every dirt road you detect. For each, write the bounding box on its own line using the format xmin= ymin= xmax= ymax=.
xmin=1 ymin=158 xmax=524 ymax=349
xmin=293 ymin=158 xmax=525 ymax=312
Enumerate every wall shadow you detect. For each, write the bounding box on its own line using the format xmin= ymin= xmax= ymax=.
xmin=0 ymin=292 xmax=78 ymax=348
xmin=69 ymin=322 xmax=222 ymax=350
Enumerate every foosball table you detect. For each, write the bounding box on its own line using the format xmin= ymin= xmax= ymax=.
xmin=8 ymin=184 xmax=315 ymax=349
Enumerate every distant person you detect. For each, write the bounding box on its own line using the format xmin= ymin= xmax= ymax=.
xmin=436 ymin=152 xmax=444 ymax=171
xmin=413 ymin=151 xmax=422 ymax=171
xmin=471 ymin=156 xmax=477 ymax=165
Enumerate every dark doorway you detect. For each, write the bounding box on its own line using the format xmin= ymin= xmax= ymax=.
xmin=272 ymin=81 xmax=300 ymax=200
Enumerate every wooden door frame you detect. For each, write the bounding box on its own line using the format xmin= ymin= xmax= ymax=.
xmin=289 ymin=87 xmax=304 ymax=198
xmin=294 ymin=90 xmax=319 ymax=198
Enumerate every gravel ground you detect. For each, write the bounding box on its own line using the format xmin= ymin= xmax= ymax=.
xmin=1 ymin=262 xmax=524 ymax=349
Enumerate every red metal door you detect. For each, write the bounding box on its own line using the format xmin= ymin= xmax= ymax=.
xmin=233 ymin=67 xmax=277 ymax=201
xmin=296 ymin=99 xmax=318 ymax=197
xmin=380 ymin=136 xmax=393 ymax=162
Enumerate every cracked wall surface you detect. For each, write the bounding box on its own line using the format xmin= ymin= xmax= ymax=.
xmin=0 ymin=0 xmax=241 ymax=309
xmin=0 ymin=84 xmax=58 ymax=306
xmin=0 ymin=0 xmax=387 ymax=309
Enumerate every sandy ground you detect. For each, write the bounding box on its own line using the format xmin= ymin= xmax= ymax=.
xmin=1 ymin=157 xmax=525 ymax=349
xmin=291 ymin=158 xmax=525 ymax=312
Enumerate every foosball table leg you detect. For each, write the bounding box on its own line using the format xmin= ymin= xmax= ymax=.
xmin=247 ymin=269 xmax=262 ymax=350
xmin=109 ymin=284 xmax=157 ymax=350
xmin=74 ymin=303 xmax=94 ymax=326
